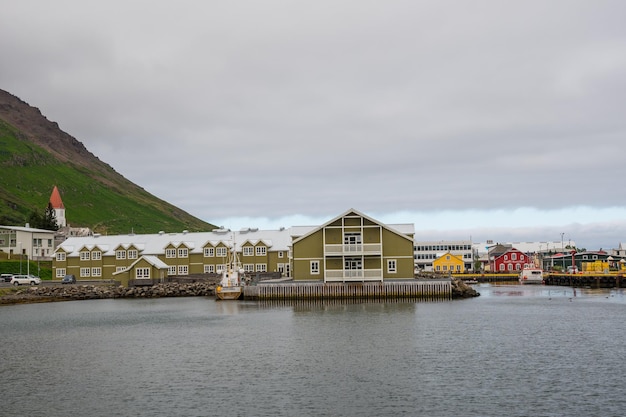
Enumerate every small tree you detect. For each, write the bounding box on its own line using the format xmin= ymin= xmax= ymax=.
xmin=26 ymin=205 xmax=58 ymax=231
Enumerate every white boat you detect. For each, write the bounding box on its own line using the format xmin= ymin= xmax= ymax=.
xmin=215 ymin=236 xmax=244 ymax=301
xmin=519 ymin=268 xmax=544 ymax=285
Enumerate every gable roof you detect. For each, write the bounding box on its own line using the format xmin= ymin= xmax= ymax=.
xmin=291 ymin=208 xmax=415 ymax=244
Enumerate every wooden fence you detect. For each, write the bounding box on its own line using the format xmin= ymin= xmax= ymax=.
xmin=243 ymin=279 xmax=451 ymax=300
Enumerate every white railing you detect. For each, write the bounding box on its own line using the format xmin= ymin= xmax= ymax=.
xmin=324 ymin=243 xmax=382 ymax=256
xmin=325 ymin=269 xmax=383 ymax=282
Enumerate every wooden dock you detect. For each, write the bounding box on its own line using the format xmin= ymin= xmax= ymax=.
xmin=243 ymin=279 xmax=452 ymax=301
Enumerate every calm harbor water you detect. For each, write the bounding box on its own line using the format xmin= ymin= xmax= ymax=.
xmin=1 ymin=284 xmax=626 ymax=417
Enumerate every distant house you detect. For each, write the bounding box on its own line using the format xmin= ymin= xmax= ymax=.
xmin=432 ymin=252 xmax=465 ymax=273
xmin=492 ymin=247 xmax=532 ymax=272
xmin=414 ymin=240 xmax=474 ymax=272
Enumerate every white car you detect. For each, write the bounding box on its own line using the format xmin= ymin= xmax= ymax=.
xmin=10 ymin=274 xmax=42 ymax=286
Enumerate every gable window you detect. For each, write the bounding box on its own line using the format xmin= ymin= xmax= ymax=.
xmin=243 ymin=246 xmax=254 ymax=257
xmin=178 ymin=248 xmax=188 ymax=258
xmin=278 ymin=251 xmax=284 ymax=258
xmin=388 ymin=259 xmax=397 ymax=273
xmin=80 ymin=251 xmax=90 ymax=261
xmin=136 ymin=268 xmax=150 ymax=279
xmin=216 ymin=247 xmax=227 ymax=257
xmin=310 ymin=260 xmax=320 ymax=275
xmin=165 ymin=248 xmax=176 ymax=258
xmin=116 ymin=250 xmax=126 ymax=260
xmin=56 ymin=252 xmax=66 ymax=261
xmin=204 ymin=247 xmax=214 ymax=257
xmin=256 ymin=246 xmax=266 ymax=256
xmin=128 ymin=250 xmax=138 ymax=259
xmin=92 ymin=251 xmax=101 ymax=261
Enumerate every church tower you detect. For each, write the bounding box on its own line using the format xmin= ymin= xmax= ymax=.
xmin=49 ymin=186 xmax=66 ymax=227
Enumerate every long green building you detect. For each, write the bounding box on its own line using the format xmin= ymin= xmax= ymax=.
xmin=53 ymin=209 xmax=415 ymax=285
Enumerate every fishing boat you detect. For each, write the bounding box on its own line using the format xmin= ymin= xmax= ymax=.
xmin=215 ymin=237 xmax=244 ymax=300
xmin=519 ymin=267 xmax=544 ymax=285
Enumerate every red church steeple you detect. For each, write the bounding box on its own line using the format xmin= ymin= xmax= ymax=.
xmin=49 ymin=185 xmax=65 ymax=209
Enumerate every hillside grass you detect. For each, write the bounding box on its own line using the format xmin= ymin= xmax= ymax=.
xmin=0 ymin=120 xmax=214 ymax=234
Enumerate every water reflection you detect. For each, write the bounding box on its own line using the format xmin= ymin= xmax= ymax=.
xmin=474 ymin=283 xmax=626 ymax=303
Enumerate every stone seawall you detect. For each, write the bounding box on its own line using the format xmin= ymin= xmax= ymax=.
xmin=1 ymin=282 xmax=216 ymax=305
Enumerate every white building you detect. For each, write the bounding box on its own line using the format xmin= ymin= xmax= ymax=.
xmin=0 ymin=225 xmax=57 ymax=261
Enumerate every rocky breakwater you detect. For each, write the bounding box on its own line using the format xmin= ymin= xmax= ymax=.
xmin=1 ymin=282 xmax=216 ymax=305
xmin=451 ymin=277 xmax=480 ymax=298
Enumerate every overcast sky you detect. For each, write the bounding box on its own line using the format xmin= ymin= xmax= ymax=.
xmin=2 ymin=0 xmax=626 ymax=249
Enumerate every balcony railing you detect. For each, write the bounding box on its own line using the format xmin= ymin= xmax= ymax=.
xmin=325 ymin=269 xmax=383 ymax=282
xmin=325 ymin=243 xmax=382 ymax=256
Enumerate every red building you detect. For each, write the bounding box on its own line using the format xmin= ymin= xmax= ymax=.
xmin=492 ymin=248 xmax=532 ymax=272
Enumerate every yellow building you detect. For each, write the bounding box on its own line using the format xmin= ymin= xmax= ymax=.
xmin=433 ymin=252 xmax=465 ymax=273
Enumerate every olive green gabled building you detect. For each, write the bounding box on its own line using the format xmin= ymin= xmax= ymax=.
xmin=291 ymin=209 xmax=415 ymax=282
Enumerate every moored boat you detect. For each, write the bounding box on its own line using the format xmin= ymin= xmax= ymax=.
xmin=215 ymin=235 xmax=244 ymax=300
xmin=519 ymin=267 xmax=544 ymax=285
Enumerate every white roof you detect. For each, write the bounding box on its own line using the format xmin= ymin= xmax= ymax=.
xmin=56 ymin=228 xmax=294 ymax=257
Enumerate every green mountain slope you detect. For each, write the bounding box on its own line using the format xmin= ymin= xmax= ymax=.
xmin=0 ymin=89 xmax=214 ymax=234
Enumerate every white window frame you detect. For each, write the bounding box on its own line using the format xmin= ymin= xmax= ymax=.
xmin=136 ymin=268 xmax=151 ymax=279
xmin=166 ymin=248 xmax=176 ymax=258
xmin=243 ymin=246 xmax=254 ymax=256
xmin=216 ymin=264 xmax=225 ymax=273
xmin=310 ymin=260 xmax=320 ymax=275
xmin=256 ymin=246 xmax=267 ymax=256
xmin=244 ymin=264 xmax=255 ymax=272
xmin=80 ymin=267 xmax=91 ymax=277
xmin=56 ymin=252 xmax=66 ymax=261
xmin=278 ymin=251 xmax=284 ymax=258
xmin=387 ymin=259 xmax=397 ymax=273
xmin=204 ymin=264 xmax=215 ymax=273
xmin=116 ymin=250 xmax=126 ymax=260
xmin=256 ymin=264 xmax=267 ymax=272
xmin=91 ymin=267 xmax=102 ymax=277
xmin=80 ymin=251 xmax=90 ymax=261
xmin=56 ymin=268 xmax=66 ymax=278
xmin=177 ymin=265 xmax=189 ymax=275
xmin=116 ymin=266 xmax=126 ymax=273
xmin=92 ymin=251 xmax=101 ymax=261
xmin=204 ymin=247 xmax=214 ymax=257
xmin=127 ymin=250 xmax=138 ymax=260
xmin=216 ymin=247 xmax=227 ymax=257
xmin=168 ymin=266 xmax=176 ymax=275
xmin=178 ymin=248 xmax=188 ymax=258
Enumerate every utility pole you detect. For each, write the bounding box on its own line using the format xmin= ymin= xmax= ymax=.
xmin=561 ymin=232 xmax=565 ymax=271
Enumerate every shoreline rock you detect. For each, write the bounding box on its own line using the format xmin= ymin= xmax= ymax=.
xmin=0 ymin=282 xmax=216 ymax=305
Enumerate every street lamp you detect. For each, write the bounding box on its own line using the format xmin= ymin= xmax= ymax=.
xmin=18 ymin=242 xmax=22 ymax=274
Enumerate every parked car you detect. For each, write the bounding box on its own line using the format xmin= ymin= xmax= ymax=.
xmin=1 ymin=273 xmax=13 ymax=282
xmin=10 ymin=274 xmax=42 ymax=286
xmin=61 ymin=274 xmax=76 ymax=284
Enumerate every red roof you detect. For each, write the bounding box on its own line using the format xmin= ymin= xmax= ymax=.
xmin=49 ymin=186 xmax=65 ymax=209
